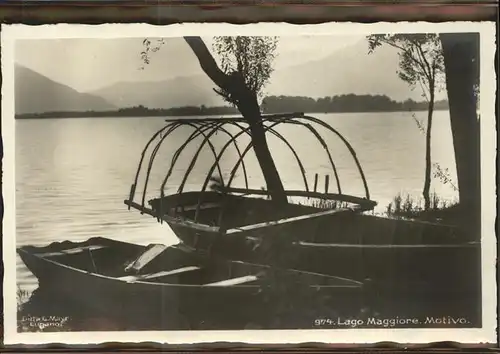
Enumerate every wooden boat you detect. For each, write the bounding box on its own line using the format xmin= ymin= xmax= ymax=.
xmin=124 ymin=112 xmax=377 ymax=258
xmin=17 ymin=237 xmax=363 ymax=330
xmin=123 ymin=112 xmax=480 ymax=296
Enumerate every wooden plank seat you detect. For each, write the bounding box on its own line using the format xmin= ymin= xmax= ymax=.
xmin=125 ymin=244 xmax=168 ymax=272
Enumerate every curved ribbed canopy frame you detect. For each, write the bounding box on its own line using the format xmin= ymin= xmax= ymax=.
xmin=127 ymin=113 xmax=371 ymax=212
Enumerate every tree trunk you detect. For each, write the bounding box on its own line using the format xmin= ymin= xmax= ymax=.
xmin=237 ymin=96 xmax=288 ymax=204
xmin=183 ymin=37 xmax=288 ymax=204
xmin=423 ymin=84 xmax=435 ymax=210
xmin=440 ymin=33 xmax=480 ymax=233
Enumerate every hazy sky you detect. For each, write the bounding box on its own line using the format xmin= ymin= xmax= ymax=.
xmin=15 ymin=35 xmax=365 ymax=92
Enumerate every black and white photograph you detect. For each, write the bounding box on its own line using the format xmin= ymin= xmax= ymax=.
xmin=2 ymin=23 xmax=496 ymax=345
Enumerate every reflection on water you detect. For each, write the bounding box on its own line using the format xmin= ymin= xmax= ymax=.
xmin=15 ymin=111 xmax=458 ymax=291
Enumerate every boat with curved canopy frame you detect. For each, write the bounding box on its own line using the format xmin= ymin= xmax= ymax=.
xmin=123 ymin=111 xmax=479 ymax=294
xmin=124 ymin=112 xmax=377 ymax=254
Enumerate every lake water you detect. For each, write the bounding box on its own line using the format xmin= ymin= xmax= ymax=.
xmin=15 ymin=111 xmax=458 ymax=292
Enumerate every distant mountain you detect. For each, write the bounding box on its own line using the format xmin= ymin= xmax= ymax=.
xmin=266 ymin=40 xmax=445 ymax=102
xmin=89 ymin=39 xmax=445 ymax=109
xmin=15 ymin=65 xmax=115 ymax=114
xmin=90 ymin=74 xmax=226 ymax=110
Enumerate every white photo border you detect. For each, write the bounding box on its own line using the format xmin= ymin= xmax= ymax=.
xmin=1 ymin=21 xmax=497 ymax=345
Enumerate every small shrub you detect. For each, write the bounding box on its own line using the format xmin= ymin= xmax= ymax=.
xmin=386 ymin=192 xmax=458 ymax=223
xmin=386 ymin=193 xmax=422 ymax=218
xmin=17 ymin=285 xmax=30 ymax=311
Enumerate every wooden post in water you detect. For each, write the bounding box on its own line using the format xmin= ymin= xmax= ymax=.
xmin=313 ymin=173 xmax=319 ymax=193
xmin=324 ymin=174 xmax=330 ymax=194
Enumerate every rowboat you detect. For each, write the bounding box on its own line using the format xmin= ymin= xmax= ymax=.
xmin=124 ymin=112 xmax=377 ymax=259
xmin=17 ymin=237 xmax=363 ymax=330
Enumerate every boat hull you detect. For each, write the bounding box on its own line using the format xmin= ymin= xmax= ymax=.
xmin=169 ymin=213 xmax=480 ymax=298
xmin=20 ymin=254 xmax=275 ymax=329
xmin=17 ymin=237 xmax=363 ymax=330
xmin=164 ymin=214 xmax=482 ymax=328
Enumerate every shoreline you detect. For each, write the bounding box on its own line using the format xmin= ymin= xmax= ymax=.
xmin=15 ymin=108 xmax=449 ymax=120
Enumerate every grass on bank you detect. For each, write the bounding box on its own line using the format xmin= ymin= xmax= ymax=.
xmin=17 ymin=285 xmax=31 ymax=312
xmin=386 ymin=192 xmax=461 ymax=224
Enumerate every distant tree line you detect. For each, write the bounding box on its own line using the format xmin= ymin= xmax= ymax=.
xmin=261 ymin=94 xmax=449 ymax=114
xmin=15 ymin=105 xmax=239 ymax=119
xmin=117 ymin=105 xmax=240 ymax=116
xmin=15 ymin=94 xmax=449 ymax=119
